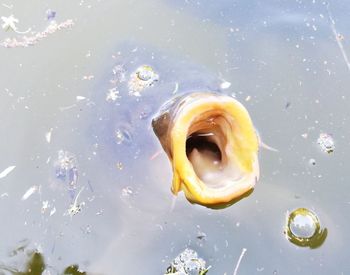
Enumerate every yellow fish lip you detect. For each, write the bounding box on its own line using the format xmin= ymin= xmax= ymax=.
xmin=152 ymin=92 xmax=259 ymax=207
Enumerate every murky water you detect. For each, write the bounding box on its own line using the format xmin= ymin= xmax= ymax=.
xmin=0 ymin=0 xmax=350 ymax=274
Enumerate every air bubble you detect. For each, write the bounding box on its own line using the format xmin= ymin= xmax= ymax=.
xmin=285 ymin=208 xmax=327 ymax=248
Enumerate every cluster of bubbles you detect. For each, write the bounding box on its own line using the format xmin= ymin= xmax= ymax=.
xmin=165 ymin=248 xmax=210 ymax=275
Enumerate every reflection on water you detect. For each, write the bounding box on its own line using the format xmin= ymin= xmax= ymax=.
xmin=0 ymin=0 xmax=350 ymax=274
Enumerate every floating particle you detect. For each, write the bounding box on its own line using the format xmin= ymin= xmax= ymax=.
xmin=111 ymin=64 xmax=126 ymax=84
xmin=106 ymin=88 xmax=120 ymax=102
xmin=317 ymin=133 xmax=335 ymax=154
xmin=121 ymin=186 xmax=133 ymax=197
xmin=21 ymin=186 xmax=38 ymax=200
xmin=66 ymin=187 xmax=85 ymax=217
xmin=0 ymin=19 xmax=74 ymax=48
xmin=301 ymin=133 xmax=308 ymax=139
xmin=128 ymin=65 xmax=159 ymax=96
xmin=1 ymin=14 xmax=18 ymax=31
xmin=41 ymin=200 xmax=49 ymax=213
xmin=116 ymin=162 xmax=123 ymax=170
xmin=285 ymin=101 xmax=291 ymax=109
xmin=50 ymin=207 xmax=56 ymax=216
xmin=46 ymin=9 xmax=56 ymax=21
xmin=0 ymin=165 xmax=16 ymax=179
xmin=284 ymin=208 xmax=327 ymax=248
xmin=1 ymin=14 xmax=30 ymax=34
xmin=82 ymin=75 xmax=94 ymax=80
xmin=245 ymin=95 xmax=251 ymax=101
xmin=308 ymin=158 xmax=316 ymax=166
xmin=220 ymin=81 xmax=231 ymax=90
xmin=76 ymin=96 xmax=86 ymax=102
xmin=165 ymin=248 xmax=210 ymax=275
xmin=54 ymin=150 xmax=78 ymax=190
xmin=45 ymin=128 xmax=53 ymax=143
xmin=114 ymin=128 xmax=132 ymax=145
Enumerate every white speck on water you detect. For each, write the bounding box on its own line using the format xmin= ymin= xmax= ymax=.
xmin=172 ymin=82 xmax=179 ymax=94
xmin=317 ymin=133 xmax=335 ymax=153
xmin=121 ymin=186 xmax=133 ymax=197
xmin=220 ymin=80 xmax=231 ymax=90
xmin=309 ymin=158 xmax=316 ymax=166
xmin=76 ymin=96 xmax=86 ymax=101
xmin=45 ymin=128 xmax=53 ymax=143
xmin=49 ymin=207 xmax=56 ymax=216
xmin=106 ymin=88 xmax=120 ymax=102
xmin=41 ymin=200 xmax=49 ymax=213
xmin=0 ymin=165 xmax=16 ymax=179
xmin=21 ymin=185 xmax=38 ymax=200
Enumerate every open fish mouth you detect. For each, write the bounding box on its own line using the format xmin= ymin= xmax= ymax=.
xmin=152 ymin=92 xmax=259 ymax=207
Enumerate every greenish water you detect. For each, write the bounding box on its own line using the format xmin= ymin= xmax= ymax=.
xmin=0 ymin=0 xmax=349 ymax=274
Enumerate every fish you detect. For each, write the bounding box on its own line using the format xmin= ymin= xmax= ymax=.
xmin=152 ymin=92 xmax=259 ymax=207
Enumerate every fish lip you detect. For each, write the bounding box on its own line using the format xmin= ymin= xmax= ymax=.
xmin=152 ymin=92 xmax=259 ymax=207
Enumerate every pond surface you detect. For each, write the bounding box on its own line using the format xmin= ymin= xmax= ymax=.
xmin=0 ymin=0 xmax=349 ymax=274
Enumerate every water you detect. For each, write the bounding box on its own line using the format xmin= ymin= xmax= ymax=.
xmin=0 ymin=0 xmax=349 ymax=274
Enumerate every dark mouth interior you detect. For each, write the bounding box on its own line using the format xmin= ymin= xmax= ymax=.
xmin=186 ymin=133 xmax=222 ymax=163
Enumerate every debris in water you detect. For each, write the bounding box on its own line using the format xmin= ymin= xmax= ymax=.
xmin=128 ymin=65 xmax=159 ymax=96
xmin=114 ymin=128 xmax=132 ymax=145
xmin=116 ymin=162 xmax=123 ymax=170
xmin=82 ymin=75 xmax=94 ymax=80
xmin=46 ymin=9 xmax=56 ymax=21
xmin=0 ymin=165 xmax=16 ymax=179
xmin=172 ymin=82 xmax=179 ymax=94
xmin=233 ymin=248 xmax=247 ymax=275
xmin=0 ymin=19 xmax=74 ymax=48
xmin=110 ymin=64 xmax=126 ymax=85
xmin=317 ymin=133 xmax=335 ymax=154
xmin=121 ymin=186 xmax=133 ymax=197
xmin=284 ymin=208 xmax=327 ymax=248
xmin=45 ymin=128 xmax=53 ymax=143
xmin=165 ymin=248 xmax=210 ymax=275
xmin=50 ymin=207 xmax=56 ymax=216
xmin=21 ymin=186 xmax=38 ymax=200
xmin=106 ymin=88 xmax=120 ymax=102
xmin=66 ymin=187 xmax=85 ymax=217
xmin=1 ymin=14 xmax=30 ymax=33
xmin=0 ymin=192 xmax=9 ymax=198
xmin=220 ymin=80 xmax=231 ymax=90
xmin=308 ymin=158 xmax=316 ymax=166
xmin=41 ymin=200 xmax=49 ymax=214
xmin=54 ymin=150 xmax=78 ymax=190
xmin=285 ymin=101 xmax=291 ymax=109
xmin=76 ymin=96 xmax=86 ymax=102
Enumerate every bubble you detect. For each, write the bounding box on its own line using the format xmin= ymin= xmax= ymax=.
xmin=317 ymin=133 xmax=335 ymax=154
xmin=128 ymin=65 xmax=159 ymax=96
xmin=308 ymin=158 xmax=316 ymax=166
xmin=285 ymin=208 xmax=327 ymax=248
xmin=136 ymin=65 xmax=156 ymax=81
